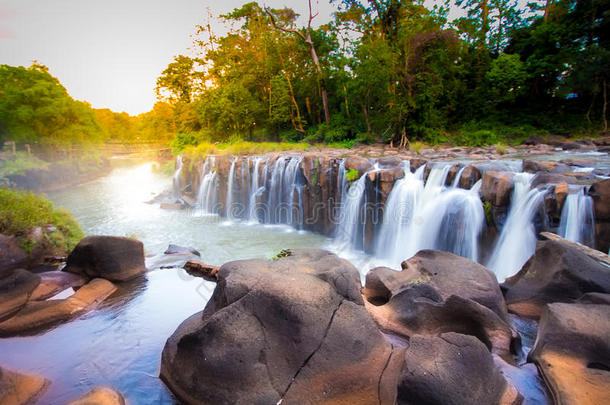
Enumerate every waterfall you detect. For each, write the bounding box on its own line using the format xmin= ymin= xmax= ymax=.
xmin=266 ymin=157 xmax=287 ymax=223
xmin=452 ymin=166 xmax=466 ymax=188
xmin=487 ymin=173 xmax=547 ymax=282
xmin=335 ymin=172 xmax=368 ymax=249
xmin=247 ymin=157 xmax=264 ymax=223
xmin=225 ymin=158 xmax=237 ymax=220
xmin=558 ymin=187 xmax=595 ymax=246
xmin=375 ymin=164 xmax=484 ymax=266
xmin=284 ymin=157 xmax=303 ymax=226
xmin=172 ymin=155 xmax=183 ymax=198
xmin=197 ymin=157 xmax=217 ymax=214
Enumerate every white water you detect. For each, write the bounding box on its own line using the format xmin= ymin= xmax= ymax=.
xmin=225 ymin=158 xmax=237 ymax=220
xmin=247 ymin=157 xmax=264 ymax=223
xmin=172 ymin=155 xmax=183 ymax=198
xmin=375 ymin=164 xmax=484 ymax=266
xmin=335 ymin=171 xmax=368 ymax=250
xmin=487 ymin=173 xmax=547 ymax=281
xmin=558 ymin=187 xmax=595 ymax=246
xmin=197 ymin=157 xmax=217 ymax=214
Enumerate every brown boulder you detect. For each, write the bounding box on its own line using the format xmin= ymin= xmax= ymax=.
xmin=0 ymin=278 xmax=116 ymax=336
xmin=481 ymin=171 xmax=514 ymax=207
xmin=29 ymin=271 xmax=87 ymax=301
xmin=345 ymin=155 xmax=373 ymax=176
xmin=523 ymin=160 xmax=570 ymax=173
xmin=0 ymin=269 xmax=40 ymax=321
xmin=0 ymin=234 xmax=28 ymax=278
xmin=589 ymin=179 xmax=610 ymax=219
xmin=63 ymin=236 xmax=146 ymax=282
xmin=67 ymin=387 xmax=126 ymax=405
xmin=528 ymin=303 xmax=610 ymax=405
xmin=458 ymin=165 xmax=482 ymax=189
xmin=161 ymin=249 xmax=398 ymax=405
xmin=0 ymin=365 xmax=50 ymax=405
xmin=397 ymin=333 xmax=521 ymax=405
xmin=362 ymin=251 xmax=516 ymax=357
xmin=503 ymin=240 xmax=610 ymax=318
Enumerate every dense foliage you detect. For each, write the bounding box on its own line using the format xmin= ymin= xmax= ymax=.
xmin=154 ymin=0 xmax=608 ymax=149
xmin=0 ymin=187 xmax=84 ymax=253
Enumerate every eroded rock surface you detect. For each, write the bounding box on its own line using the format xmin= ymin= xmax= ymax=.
xmin=0 ymin=365 xmax=49 ymax=405
xmin=67 ymin=387 xmax=126 ymax=405
xmin=161 ymin=249 xmax=399 ymax=405
xmin=503 ymin=240 xmax=610 ymax=318
xmin=528 ymin=303 xmax=610 ymax=405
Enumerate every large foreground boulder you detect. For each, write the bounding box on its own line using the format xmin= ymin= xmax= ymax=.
xmin=0 ymin=278 xmax=116 ymax=336
xmin=0 ymin=269 xmax=40 ymax=321
xmin=397 ymin=333 xmax=521 ymax=405
xmin=0 ymin=365 xmax=49 ymax=405
xmin=363 ymin=250 xmax=517 ymax=357
xmin=528 ymin=303 xmax=610 ymax=405
xmin=502 ymin=240 xmax=610 ymax=318
xmin=63 ymin=236 xmax=145 ymax=281
xmin=160 ymin=249 xmax=399 ymax=405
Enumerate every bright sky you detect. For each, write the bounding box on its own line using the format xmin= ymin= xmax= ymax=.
xmin=0 ymin=0 xmax=337 ymax=115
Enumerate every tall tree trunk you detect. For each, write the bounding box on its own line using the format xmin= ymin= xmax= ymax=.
xmin=285 ymin=75 xmax=305 ymax=133
xmin=586 ymin=93 xmax=595 ymax=126
xmin=306 ymin=34 xmax=330 ymax=125
xmin=481 ymin=0 xmax=489 ymax=46
xmin=544 ymin=0 xmax=552 ymax=22
xmin=362 ymin=104 xmax=371 ymax=133
xmin=343 ymin=83 xmax=350 ymax=118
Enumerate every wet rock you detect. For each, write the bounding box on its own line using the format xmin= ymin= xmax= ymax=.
xmin=523 ymin=160 xmax=570 ymax=174
xmin=531 ymin=172 xmax=578 ymax=187
xmin=481 ymin=171 xmax=514 ymax=207
xmin=521 ymin=136 xmax=546 ymax=146
xmin=160 ymin=202 xmax=186 ymax=210
xmin=528 ymin=303 xmax=610 ymax=405
xmin=344 ymin=155 xmax=373 ymax=176
xmin=363 ymin=251 xmax=516 ymax=357
xmin=458 ymin=165 xmax=482 ymax=189
xmin=589 ymin=179 xmax=610 ymax=252
xmin=0 ymin=278 xmax=116 ymax=336
xmin=67 ymin=387 xmax=126 ymax=405
xmin=164 ymin=244 xmax=201 ymax=257
xmin=161 ymin=249 xmax=398 ymax=405
xmin=377 ymin=156 xmax=404 ymax=168
xmin=502 ymin=240 xmax=610 ymax=318
xmin=0 ymin=234 xmax=28 ymax=278
xmin=0 ymin=365 xmax=50 ymax=405
xmin=63 ymin=236 xmax=146 ymax=282
xmin=183 ymin=260 xmax=219 ymax=281
xmin=409 ymin=158 xmax=428 ymax=171
xmin=0 ymin=269 xmax=40 ymax=321
xmin=397 ymin=333 xmax=521 ymax=405
xmin=554 ymin=182 xmax=569 ymax=212
xmin=29 ymin=271 xmax=87 ymax=301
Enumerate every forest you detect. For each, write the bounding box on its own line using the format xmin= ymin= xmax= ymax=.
xmin=1 ymin=0 xmax=608 ymax=151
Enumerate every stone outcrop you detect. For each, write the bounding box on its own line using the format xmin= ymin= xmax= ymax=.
xmin=397 ymin=333 xmax=521 ymax=405
xmin=29 ymin=271 xmax=87 ymax=301
xmin=0 ymin=278 xmax=116 ymax=336
xmin=589 ymin=179 xmax=610 ymax=252
xmin=67 ymin=387 xmax=126 ymax=405
xmin=363 ymin=250 xmax=517 ymax=357
xmin=481 ymin=171 xmax=514 ymax=207
xmin=0 ymin=269 xmax=40 ymax=321
xmin=63 ymin=236 xmax=146 ymax=282
xmin=161 ymin=249 xmax=399 ymax=405
xmin=502 ymin=240 xmax=610 ymax=318
xmin=183 ymin=260 xmax=219 ymax=281
xmin=523 ymin=160 xmax=570 ymax=174
xmin=528 ymin=303 xmax=610 ymax=405
xmin=0 ymin=365 xmax=50 ymax=405
xmin=0 ymin=234 xmax=28 ymax=278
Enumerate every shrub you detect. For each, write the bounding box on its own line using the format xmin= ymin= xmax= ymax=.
xmin=355 ymin=132 xmax=377 ymax=145
xmin=345 ymin=168 xmax=360 ymax=182
xmin=410 ymin=141 xmax=426 ymax=153
xmin=495 ymin=143 xmax=508 ymax=155
xmin=0 ymin=188 xmax=84 ymax=254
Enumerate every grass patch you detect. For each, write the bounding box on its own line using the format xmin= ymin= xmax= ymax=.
xmin=410 ymin=141 xmax=426 ymax=153
xmin=0 ymin=187 xmax=84 ymax=254
xmin=182 ymin=141 xmax=311 ymax=159
xmin=495 ymin=143 xmax=508 ymax=155
xmin=0 ymin=152 xmax=47 ymax=184
xmin=152 ymin=160 xmax=175 ymax=176
xmin=345 ymin=168 xmax=360 ymax=182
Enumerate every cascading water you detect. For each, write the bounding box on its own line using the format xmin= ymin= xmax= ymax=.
xmin=197 ymin=157 xmax=217 ymax=214
xmin=487 ymin=173 xmax=547 ymax=281
xmin=172 ymin=155 xmax=183 ymax=198
xmin=335 ymin=171 xmax=368 ymax=250
xmin=558 ymin=187 xmax=595 ymax=246
xmin=225 ymin=158 xmax=237 ymax=220
xmin=375 ymin=164 xmax=484 ymax=266
xmin=247 ymin=157 xmax=264 ymax=223
xmin=283 ymin=157 xmax=303 ymax=227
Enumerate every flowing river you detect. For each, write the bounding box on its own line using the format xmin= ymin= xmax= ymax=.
xmin=0 ymin=160 xmax=330 ymax=404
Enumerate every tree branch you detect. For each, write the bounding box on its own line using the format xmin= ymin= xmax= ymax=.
xmin=264 ymin=7 xmax=307 ymax=41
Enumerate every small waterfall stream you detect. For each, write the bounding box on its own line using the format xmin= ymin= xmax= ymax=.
xmin=487 ymin=173 xmax=547 ymax=281
xmin=172 ymin=155 xmax=183 ymax=198
xmin=225 ymin=158 xmax=237 ymax=220
xmin=197 ymin=157 xmax=217 ymax=214
xmin=558 ymin=187 xmax=595 ymax=246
